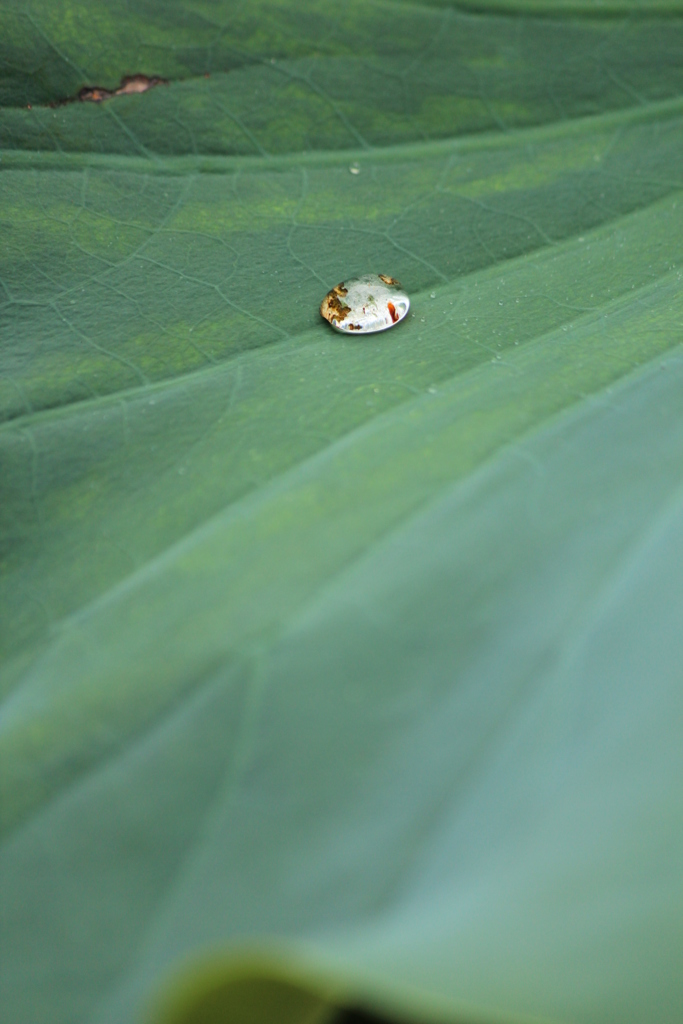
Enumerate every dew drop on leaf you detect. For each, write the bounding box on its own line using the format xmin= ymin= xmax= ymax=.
xmin=320 ymin=275 xmax=410 ymax=335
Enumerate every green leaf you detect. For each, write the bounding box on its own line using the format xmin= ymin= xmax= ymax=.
xmin=1 ymin=3 xmax=682 ymax=1023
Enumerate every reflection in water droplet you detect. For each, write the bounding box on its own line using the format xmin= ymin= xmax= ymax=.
xmin=320 ymin=274 xmax=410 ymax=335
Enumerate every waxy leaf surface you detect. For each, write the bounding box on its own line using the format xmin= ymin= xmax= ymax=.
xmin=1 ymin=3 xmax=682 ymax=1023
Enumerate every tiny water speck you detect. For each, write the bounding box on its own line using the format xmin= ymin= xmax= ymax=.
xmin=320 ymin=274 xmax=410 ymax=334
xmin=349 ymin=163 xmax=361 ymax=175
xmin=430 ymin=292 xmax=436 ymax=299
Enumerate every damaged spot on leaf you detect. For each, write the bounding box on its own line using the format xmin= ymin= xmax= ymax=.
xmin=52 ymin=75 xmax=169 ymax=106
xmin=79 ymin=75 xmax=168 ymax=102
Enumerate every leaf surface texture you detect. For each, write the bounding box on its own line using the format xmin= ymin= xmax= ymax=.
xmin=1 ymin=3 xmax=682 ymax=1023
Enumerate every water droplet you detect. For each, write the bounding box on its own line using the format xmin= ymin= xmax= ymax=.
xmin=320 ymin=274 xmax=410 ymax=335
xmin=349 ymin=162 xmax=361 ymax=175
xmin=430 ymin=292 xmax=436 ymax=299
xmin=427 ymin=386 xmax=437 ymax=394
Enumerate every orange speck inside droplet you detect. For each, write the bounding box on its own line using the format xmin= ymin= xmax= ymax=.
xmin=387 ymin=301 xmax=398 ymax=323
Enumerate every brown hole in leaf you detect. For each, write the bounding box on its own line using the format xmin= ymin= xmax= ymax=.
xmin=52 ymin=75 xmax=168 ymax=107
xmin=81 ymin=74 xmax=168 ymax=102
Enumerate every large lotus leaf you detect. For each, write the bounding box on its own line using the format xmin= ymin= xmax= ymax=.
xmin=1 ymin=2 xmax=682 ymax=1024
